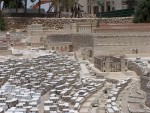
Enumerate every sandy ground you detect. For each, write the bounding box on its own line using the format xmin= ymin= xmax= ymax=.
xmin=106 ymin=71 xmax=139 ymax=80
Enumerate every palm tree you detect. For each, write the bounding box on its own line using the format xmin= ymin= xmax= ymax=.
xmin=38 ymin=0 xmax=41 ymax=15
xmin=24 ymin=0 xmax=27 ymax=15
xmin=52 ymin=0 xmax=60 ymax=13
xmin=63 ymin=0 xmax=75 ymax=12
xmin=54 ymin=0 xmax=75 ymax=17
xmin=15 ymin=0 xmax=23 ymax=13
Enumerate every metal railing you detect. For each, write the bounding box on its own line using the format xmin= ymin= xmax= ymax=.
xmin=97 ymin=8 xmax=134 ymax=18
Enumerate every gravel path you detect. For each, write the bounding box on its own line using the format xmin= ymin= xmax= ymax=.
xmin=120 ymin=81 xmax=138 ymax=113
xmin=38 ymin=91 xmax=50 ymax=113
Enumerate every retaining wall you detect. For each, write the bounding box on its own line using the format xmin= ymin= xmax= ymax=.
xmin=5 ymin=17 xmax=133 ymax=30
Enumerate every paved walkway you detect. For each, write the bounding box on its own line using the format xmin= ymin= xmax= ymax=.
xmin=120 ymin=81 xmax=139 ymax=113
xmin=80 ymin=82 xmax=113 ymax=113
xmin=38 ymin=91 xmax=50 ymax=113
xmin=80 ymin=90 xmax=103 ymax=113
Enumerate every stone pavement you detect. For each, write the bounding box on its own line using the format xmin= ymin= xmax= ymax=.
xmin=80 ymin=89 xmax=103 ymax=113
xmin=80 ymin=82 xmax=113 ymax=113
xmin=120 ymin=81 xmax=140 ymax=113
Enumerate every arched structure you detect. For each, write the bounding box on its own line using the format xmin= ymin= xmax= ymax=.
xmin=69 ymin=45 xmax=73 ymax=52
xmin=56 ymin=47 xmax=59 ymax=51
xmin=60 ymin=47 xmax=64 ymax=52
xmin=52 ymin=47 xmax=54 ymax=50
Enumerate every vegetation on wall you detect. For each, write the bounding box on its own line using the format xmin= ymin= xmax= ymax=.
xmin=133 ymin=0 xmax=150 ymax=23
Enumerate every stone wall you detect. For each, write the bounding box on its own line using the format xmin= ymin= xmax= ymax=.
xmin=0 ymin=50 xmax=12 ymax=56
xmin=93 ymin=33 xmax=150 ymax=56
xmin=5 ymin=17 xmax=133 ymax=30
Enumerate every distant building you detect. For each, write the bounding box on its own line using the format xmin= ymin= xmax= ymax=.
xmin=0 ymin=42 xmax=8 ymax=51
xmin=45 ymin=33 xmax=93 ymax=53
xmin=0 ymin=32 xmax=21 ymax=47
xmin=94 ymin=55 xmax=128 ymax=72
xmin=87 ymin=0 xmax=128 ymax=14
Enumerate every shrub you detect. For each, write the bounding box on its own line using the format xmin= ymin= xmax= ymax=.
xmin=133 ymin=0 xmax=150 ymax=23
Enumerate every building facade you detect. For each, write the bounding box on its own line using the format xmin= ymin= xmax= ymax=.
xmin=28 ymin=23 xmax=150 ymax=57
xmin=45 ymin=34 xmax=93 ymax=53
xmin=87 ymin=0 xmax=128 ymax=14
xmin=94 ymin=55 xmax=128 ymax=72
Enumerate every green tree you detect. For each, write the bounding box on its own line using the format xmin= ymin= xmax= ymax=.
xmin=133 ymin=0 xmax=150 ymax=23
xmin=3 ymin=0 xmax=24 ymax=9
xmin=50 ymin=0 xmax=75 ymax=17
xmin=0 ymin=10 xmax=6 ymax=31
xmin=61 ymin=0 xmax=75 ymax=12
xmin=2 ymin=0 xmax=25 ymax=15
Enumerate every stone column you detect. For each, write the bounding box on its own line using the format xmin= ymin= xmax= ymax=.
xmin=105 ymin=57 xmax=110 ymax=72
xmin=120 ymin=55 xmax=127 ymax=72
xmin=38 ymin=0 xmax=41 ymax=15
xmin=24 ymin=0 xmax=27 ymax=16
xmin=103 ymin=0 xmax=107 ymax=12
xmin=71 ymin=23 xmax=77 ymax=33
xmin=110 ymin=0 xmax=113 ymax=11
